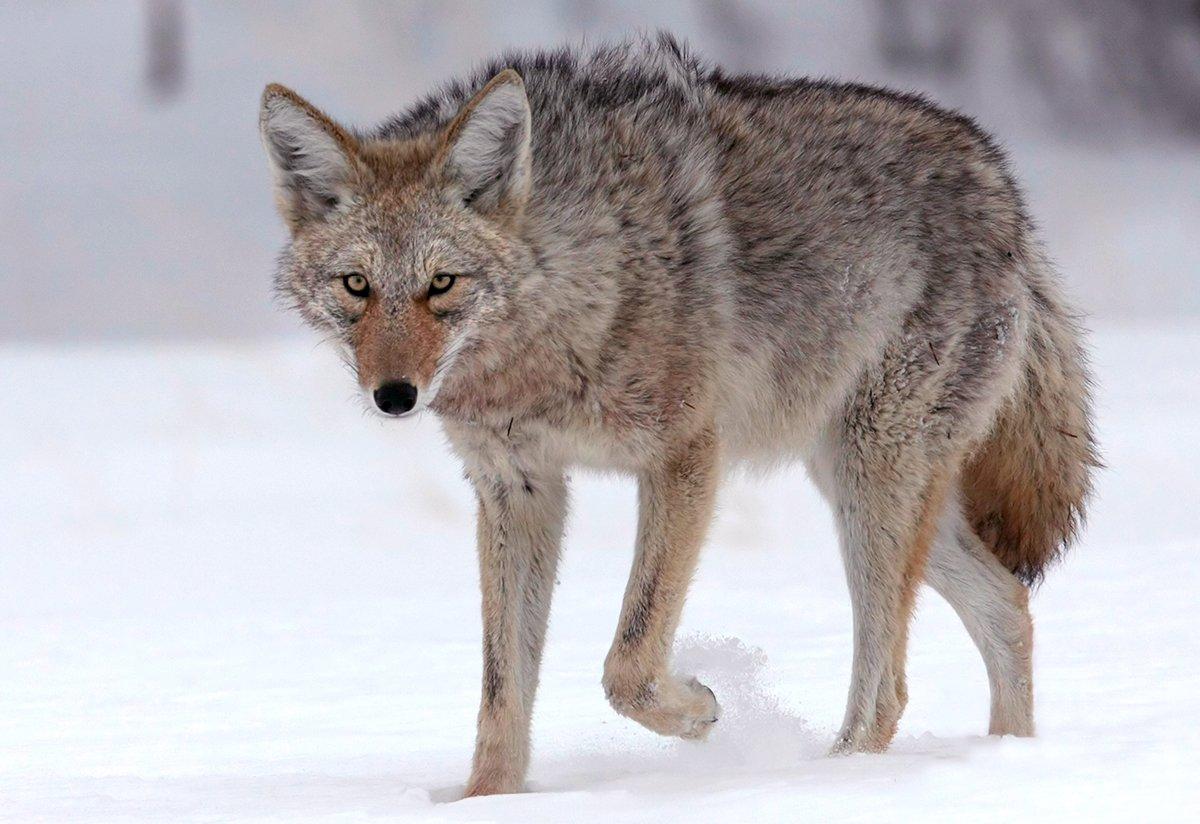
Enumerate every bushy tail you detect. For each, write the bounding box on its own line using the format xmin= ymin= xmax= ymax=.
xmin=962 ymin=285 xmax=1100 ymax=585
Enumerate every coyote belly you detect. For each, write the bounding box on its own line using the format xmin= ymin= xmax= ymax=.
xmin=260 ymin=34 xmax=1097 ymax=797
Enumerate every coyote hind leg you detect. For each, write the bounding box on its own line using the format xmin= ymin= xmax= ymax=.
xmin=828 ymin=455 xmax=951 ymax=755
xmin=926 ymin=491 xmax=1035 ymax=737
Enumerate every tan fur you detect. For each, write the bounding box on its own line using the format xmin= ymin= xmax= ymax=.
xmin=603 ymin=423 xmax=721 ymax=739
xmin=260 ymin=84 xmax=369 ymax=230
xmin=873 ymin=470 xmax=953 ymax=751
xmin=462 ymin=457 xmax=567 ymax=797
xmin=437 ymin=71 xmax=521 ymax=159
xmin=358 ymin=136 xmax=440 ymax=186
xmin=925 ymin=495 xmax=1036 ymax=737
xmin=353 ymin=299 xmax=446 ymax=390
xmin=999 ymin=581 xmax=1035 ymax=735
xmin=962 ymin=306 xmax=1099 ymax=584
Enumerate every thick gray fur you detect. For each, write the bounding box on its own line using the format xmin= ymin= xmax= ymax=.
xmin=262 ymin=33 xmax=1097 ymax=796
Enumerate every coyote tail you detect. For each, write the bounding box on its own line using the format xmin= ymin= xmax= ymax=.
xmin=962 ymin=279 xmax=1100 ymax=585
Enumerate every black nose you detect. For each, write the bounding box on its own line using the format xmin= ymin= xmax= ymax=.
xmin=373 ymin=381 xmax=418 ymax=416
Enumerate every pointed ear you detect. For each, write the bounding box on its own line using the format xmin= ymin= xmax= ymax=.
xmin=259 ymin=84 xmax=364 ymax=229
xmin=440 ymin=70 xmax=532 ymax=221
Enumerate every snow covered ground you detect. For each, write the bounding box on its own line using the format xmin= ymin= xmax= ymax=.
xmin=2 ymin=325 xmax=1198 ymax=822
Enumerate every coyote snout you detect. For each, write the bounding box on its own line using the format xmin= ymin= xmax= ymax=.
xmin=372 ymin=380 xmax=419 ymax=416
xmin=353 ymin=301 xmax=449 ymax=418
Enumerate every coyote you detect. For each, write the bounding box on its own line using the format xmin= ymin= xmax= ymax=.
xmin=260 ymin=35 xmax=1096 ymax=797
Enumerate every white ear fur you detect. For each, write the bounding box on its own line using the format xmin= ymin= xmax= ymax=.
xmin=260 ymin=87 xmax=358 ymax=226
xmin=444 ymin=71 xmax=532 ymax=218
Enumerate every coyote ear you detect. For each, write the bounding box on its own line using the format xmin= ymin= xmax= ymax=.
xmin=259 ymin=84 xmax=363 ymax=229
xmin=441 ymin=70 xmax=532 ymax=222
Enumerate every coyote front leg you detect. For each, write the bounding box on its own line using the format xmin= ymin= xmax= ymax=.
xmin=465 ymin=467 xmax=567 ymax=797
xmin=603 ymin=426 xmax=721 ymax=739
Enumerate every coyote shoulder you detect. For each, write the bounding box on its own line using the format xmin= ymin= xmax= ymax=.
xmin=260 ymin=34 xmax=1097 ymax=797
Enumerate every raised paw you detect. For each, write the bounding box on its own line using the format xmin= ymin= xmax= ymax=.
xmin=677 ymin=677 xmax=720 ymax=739
xmin=604 ymin=672 xmax=720 ymax=740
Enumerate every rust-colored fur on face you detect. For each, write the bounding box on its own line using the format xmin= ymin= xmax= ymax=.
xmin=260 ymin=34 xmax=1097 ymax=798
xmin=352 ymin=297 xmax=446 ymax=390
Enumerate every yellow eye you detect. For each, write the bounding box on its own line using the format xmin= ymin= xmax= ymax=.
xmin=342 ymin=273 xmax=369 ymax=297
xmin=429 ymin=273 xmax=456 ymax=297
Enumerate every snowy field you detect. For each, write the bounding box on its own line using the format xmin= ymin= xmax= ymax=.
xmin=2 ymin=325 xmax=1198 ymax=823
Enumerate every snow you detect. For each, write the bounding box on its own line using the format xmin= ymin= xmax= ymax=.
xmin=2 ymin=325 xmax=1198 ymax=822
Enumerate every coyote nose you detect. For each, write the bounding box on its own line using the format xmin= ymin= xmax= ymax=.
xmin=373 ymin=381 xmax=418 ymax=416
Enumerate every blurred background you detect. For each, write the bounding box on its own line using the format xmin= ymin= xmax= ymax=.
xmin=2 ymin=0 xmax=1199 ymax=341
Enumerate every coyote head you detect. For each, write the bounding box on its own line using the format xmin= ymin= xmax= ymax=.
xmin=260 ymin=71 xmax=533 ymax=417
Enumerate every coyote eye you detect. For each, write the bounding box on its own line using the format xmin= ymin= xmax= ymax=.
xmin=341 ymin=273 xmax=370 ymax=298
xmin=428 ymin=273 xmax=456 ymax=297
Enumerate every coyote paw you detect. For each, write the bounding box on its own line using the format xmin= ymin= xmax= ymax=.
xmin=829 ymin=721 xmax=882 ymax=756
xmin=830 ymin=664 xmax=906 ymax=755
xmin=463 ymin=769 xmax=523 ymax=798
xmin=605 ymin=673 xmax=720 ymax=740
xmin=829 ymin=703 xmax=901 ymax=755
